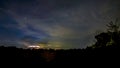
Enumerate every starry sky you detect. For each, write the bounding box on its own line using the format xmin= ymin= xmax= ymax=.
xmin=0 ymin=0 xmax=120 ymax=49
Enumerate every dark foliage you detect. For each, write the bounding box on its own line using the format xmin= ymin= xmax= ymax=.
xmin=0 ymin=45 xmax=120 ymax=67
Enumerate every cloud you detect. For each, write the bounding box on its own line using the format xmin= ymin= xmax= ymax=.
xmin=0 ymin=0 xmax=120 ymax=48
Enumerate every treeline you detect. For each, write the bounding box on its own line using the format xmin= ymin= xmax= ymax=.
xmin=0 ymin=44 xmax=119 ymax=66
xmin=0 ymin=20 xmax=120 ymax=66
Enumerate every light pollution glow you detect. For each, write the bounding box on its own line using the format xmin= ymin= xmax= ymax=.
xmin=0 ymin=0 xmax=120 ymax=49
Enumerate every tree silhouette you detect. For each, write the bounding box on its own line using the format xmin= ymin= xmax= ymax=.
xmin=106 ymin=19 xmax=119 ymax=32
xmin=106 ymin=19 xmax=120 ymax=46
xmin=93 ymin=19 xmax=120 ymax=48
xmin=95 ymin=33 xmax=111 ymax=48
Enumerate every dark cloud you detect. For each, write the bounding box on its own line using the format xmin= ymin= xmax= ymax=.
xmin=0 ymin=0 xmax=120 ymax=49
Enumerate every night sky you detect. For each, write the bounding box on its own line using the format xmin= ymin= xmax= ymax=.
xmin=0 ymin=0 xmax=120 ymax=49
